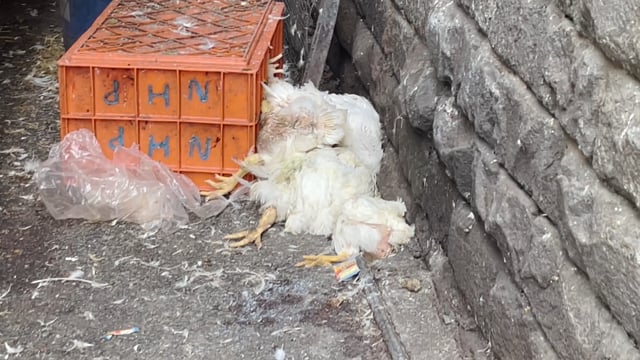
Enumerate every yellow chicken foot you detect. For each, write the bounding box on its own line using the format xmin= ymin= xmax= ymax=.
xmin=201 ymin=171 xmax=247 ymax=200
xmin=224 ymin=207 xmax=277 ymax=250
xmin=201 ymin=153 xmax=263 ymax=200
xmin=267 ymin=53 xmax=285 ymax=78
xmin=295 ymin=251 xmax=350 ymax=267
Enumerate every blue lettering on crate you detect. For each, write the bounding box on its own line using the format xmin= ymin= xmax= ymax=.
xmin=188 ymin=80 xmax=210 ymax=103
xmin=147 ymin=84 xmax=170 ymax=107
xmin=188 ymin=135 xmax=212 ymax=160
xmin=148 ymin=135 xmax=170 ymax=158
xmin=108 ymin=126 xmax=125 ymax=150
xmin=104 ymin=80 xmax=120 ymax=105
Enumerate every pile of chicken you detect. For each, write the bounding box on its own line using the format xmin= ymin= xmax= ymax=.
xmin=203 ymin=56 xmax=414 ymax=267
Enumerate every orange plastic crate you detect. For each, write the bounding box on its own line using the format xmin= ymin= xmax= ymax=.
xmin=58 ymin=0 xmax=285 ymax=190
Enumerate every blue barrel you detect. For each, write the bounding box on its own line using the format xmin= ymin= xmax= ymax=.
xmin=59 ymin=0 xmax=112 ymax=50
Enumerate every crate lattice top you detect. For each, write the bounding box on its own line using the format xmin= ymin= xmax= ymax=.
xmin=77 ymin=0 xmax=275 ymax=58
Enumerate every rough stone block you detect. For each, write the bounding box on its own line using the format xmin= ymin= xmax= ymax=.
xmin=391 ymin=0 xmax=437 ymax=41
xmin=554 ymin=0 xmax=640 ymax=81
xmin=428 ymin=1 xmax=565 ymax=222
xmin=472 ymin=144 xmax=640 ymax=359
xmin=427 ymin=1 xmax=640 ymax=343
xmin=352 ymin=0 xmax=387 ymax=45
xmin=429 ymin=251 xmax=493 ymax=359
xmin=557 ymin=144 xmax=640 ymax=344
xmin=354 ymin=0 xmax=444 ymax=133
xmin=379 ymin=1 xmax=446 ymax=133
xmin=395 ymin=115 xmax=458 ymax=250
xmin=448 ymin=202 xmax=559 ymax=360
xmin=433 ymin=97 xmax=474 ymax=201
xmin=455 ymin=0 xmax=640 ymax=209
xmin=335 ymin=0 xmax=360 ymax=52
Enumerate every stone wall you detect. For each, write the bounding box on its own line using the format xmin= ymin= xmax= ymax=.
xmin=332 ymin=0 xmax=640 ymax=358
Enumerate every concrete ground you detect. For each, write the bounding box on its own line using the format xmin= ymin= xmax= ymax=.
xmin=0 ymin=1 xmax=492 ymax=359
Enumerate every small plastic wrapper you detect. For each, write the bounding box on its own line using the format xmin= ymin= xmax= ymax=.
xmin=333 ymin=258 xmax=360 ymax=282
xmin=33 ymin=129 xmax=244 ymax=233
xmin=105 ymin=326 xmax=140 ymax=340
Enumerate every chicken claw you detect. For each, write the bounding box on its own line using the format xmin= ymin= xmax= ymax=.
xmin=295 ymin=252 xmax=350 ymax=267
xmin=201 ymin=172 xmax=246 ymax=200
xmin=267 ymin=53 xmax=285 ymax=79
xmin=224 ymin=207 xmax=277 ymax=249
xmin=201 ymin=154 xmax=263 ymax=200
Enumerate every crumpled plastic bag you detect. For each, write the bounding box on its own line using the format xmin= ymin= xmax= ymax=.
xmin=33 ymin=129 xmax=247 ymax=233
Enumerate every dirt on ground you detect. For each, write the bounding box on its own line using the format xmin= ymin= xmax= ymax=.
xmin=0 ymin=1 xmax=390 ymax=359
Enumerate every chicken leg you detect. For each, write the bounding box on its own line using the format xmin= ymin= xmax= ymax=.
xmin=266 ymin=53 xmax=284 ymax=80
xmin=295 ymin=251 xmax=350 ymax=267
xmin=201 ymin=153 xmax=263 ymax=200
xmin=224 ymin=207 xmax=277 ymax=249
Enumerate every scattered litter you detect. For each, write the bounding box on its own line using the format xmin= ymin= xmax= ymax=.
xmin=82 ymin=311 xmax=95 ymax=321
xmin=17 ymin=225 xmax=32 ymax=231
xmin=33 ymin=130 xmax=237 ymax=233
xmin=112 ymin=298 xmax=126 ymax=305
xmin=129 ymin=10 xmax=148 ymax=20
xmin=400 ymin=278 xmax=422 ymax=293
xmin=274 ymin=347 xmax=286 ymax=360
xmin=174 ymin=276 xmax=189 ymax=289
xmin=166 ymin=327 xmax=189 ymax=342
xmin=31 ymin=275 xmax=109 ymax=288
xmin=227 ymin=269 xmax=275 ymax=295
xmin=333 ymin=258 xmax=360 ymax=282
xmin=327 ymin=296 xmax=345 ymax=308
xmin=133 ymin=344 xmax=142 ymax=353
xmin=65 ymin=339 xmax=94 ymax=352
xmin=65 ymin=257 xmax=79 ymax=262
xmin=173 ymin=16 xmax=195 ymax=28
xmin=68 ymin=270 xmax=85 ymax=279
xmin=0 ymin=284 xmax=10 ymax=302
xmin=130 ymin=258 xmax=182 ymax=271
xmin=270 ymin=327 xmax=302 ymax=336
xmin=24 ymin=70 xmax=56 ymax=89
xmin=139 ymin=230 xmax=157 ymax=239
xmin=4 ymin=342 xmax=23 ymax=355
xmin=173 ymin=267 xmax=224 ymax=290
xmin=114 ymin=256 xmax=132 ymax=267
xmin=88 ymin=254 xmax=104 ymax=262
xmin=105 ymin=326 xmax=140 ymax=341
xmin=0 ymin=147 xmax=25 ymax=154
xmin=199 ymin=39 xmax=216 ymax=50
xmin=37 ymin=318 xmax=57 ymax=327
xmin=269 ymin=14 xmax=289 ymax=20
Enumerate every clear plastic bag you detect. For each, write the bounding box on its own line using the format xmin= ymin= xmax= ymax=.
xmin=33 ymin=129 xmax=245 ymax=233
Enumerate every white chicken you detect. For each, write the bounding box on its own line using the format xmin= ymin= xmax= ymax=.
xmin=203 ymin=56 xmax=414 ymax=266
